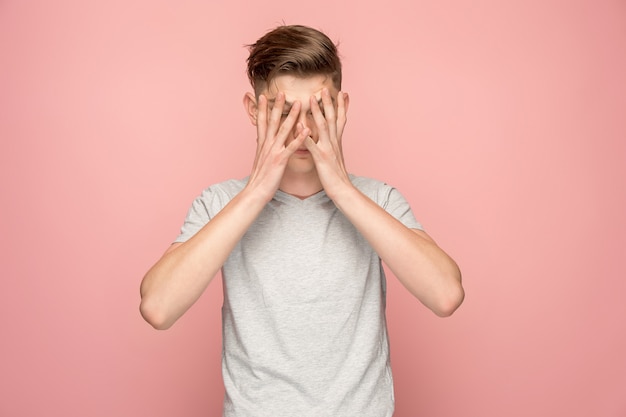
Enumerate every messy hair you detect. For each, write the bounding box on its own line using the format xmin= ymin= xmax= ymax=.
xmin=246 ymin=25 xmax=342 ymax=95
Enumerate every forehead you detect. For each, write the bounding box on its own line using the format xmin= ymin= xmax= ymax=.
xmin=263 ymin=74 xmax=337 ymax=102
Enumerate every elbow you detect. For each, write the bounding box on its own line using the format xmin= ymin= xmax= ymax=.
xmin=432 ymin=282 xmax=465 ymax=318
xmin=140 ymin=272 xmax=177 ymax=330
xmin=140 ymin=296 xmax=175 ymax=330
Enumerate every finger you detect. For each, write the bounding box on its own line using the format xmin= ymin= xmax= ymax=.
xmin=285 ymin=126 xmax=310 ymax=154
xmin=265 ymin=91 xmax=285 ymax=142
xmin=310 ymin=95 xmax=330 ymax=143
xmin=321 ymin=88 xmax=336 ymax=122
xmin=336 ymin=92 xmax=348 ymax=139
xmin=303 ymin=134 xmax=320 ymax=157
xmin=256 ymin=94 xmax=268 ymax=146
xmin=274 ymin=100 xmax=302 ymax=147
xmin=321 ymin=88 xmax=338 ymax=140
xmin=295 ymin=122 xmax=304 ymax=135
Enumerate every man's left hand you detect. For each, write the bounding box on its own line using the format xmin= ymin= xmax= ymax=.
xmin=304 ymin=88 xmax=352 ymax=200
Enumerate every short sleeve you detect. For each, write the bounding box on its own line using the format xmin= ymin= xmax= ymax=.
xmin=378 ymin=185 xmax=424 ymax=231
xmin=174 ymin=196 xmax=211 ymax=243
xmin=173 ymin=185 xmax=232 ymax=243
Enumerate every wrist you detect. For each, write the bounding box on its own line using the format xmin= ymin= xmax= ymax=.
xmin=326 ymin=180 xmax=359 ymax=208
xmin=240 ymin=181 xmax=275 ymax=208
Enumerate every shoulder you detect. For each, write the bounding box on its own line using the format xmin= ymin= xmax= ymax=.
xmin=349 ymin=174 xmax=388 ymax=191
xmin=199 ymin=177 xmax=248 ymax=197
xmin=349 ymin=175 xmax=396 ymax=205
xmin=350 ymin=174 xmax=423 ymax=230
xmin=193 ymin=177 xmax=249 ymax=215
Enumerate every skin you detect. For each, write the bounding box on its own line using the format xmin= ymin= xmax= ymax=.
xmin=140 ymin=74 xmax=464 ymax=330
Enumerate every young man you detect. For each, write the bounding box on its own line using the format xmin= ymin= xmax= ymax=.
xmin=140 ymin=25 xmax=463 ymax=417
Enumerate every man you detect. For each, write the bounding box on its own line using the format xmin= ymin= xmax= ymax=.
xmin=140 ymin=24 xmax=464 ymax=417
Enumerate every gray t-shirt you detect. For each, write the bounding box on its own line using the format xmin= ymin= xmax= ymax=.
xmin=175 ymin=175 xmax=422 ymax=417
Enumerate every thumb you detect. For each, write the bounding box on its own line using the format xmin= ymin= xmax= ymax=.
xmin=304 ymin=135 xmax=320 ymax=156
xmin=285 ymin=127 xmax=310 ymax=153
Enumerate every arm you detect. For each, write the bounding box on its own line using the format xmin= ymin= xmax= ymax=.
xmin=332 ymin=188 xmax=463 ymax=317
xmin=140 ymin=189 xmax=267 ymax=330
xmin=140 ymin=93 xmax=310 ymax=329
xmin=305 ymin=89 xmax=464 ymax=317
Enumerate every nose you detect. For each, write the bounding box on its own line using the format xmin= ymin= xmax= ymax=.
xmin=291 ymin=110 xmax=312 ymax=138
xmin=297 ymin=109 xmax=310 ymax=128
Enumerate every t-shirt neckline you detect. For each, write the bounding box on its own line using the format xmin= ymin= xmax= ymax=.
xmin=273 ymin=188 xmax=329 ymax=204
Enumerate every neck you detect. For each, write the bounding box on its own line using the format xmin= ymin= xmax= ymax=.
xmin=279 ymin=171 xmax=323 ymax=199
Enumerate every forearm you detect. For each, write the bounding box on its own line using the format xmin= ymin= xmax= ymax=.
xmin=140 ymin=92 xmax=312 ymax=329
xmin=331 ymin=185 xmax=464 ymax=317
xmin=140 ymin=187 xmax=268 ymax=329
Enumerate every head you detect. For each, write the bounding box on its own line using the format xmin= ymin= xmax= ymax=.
xmin=243 ymin=25 xmax=349 ymax=182
xmin=245 ymin=25 xmax=342 ymax=96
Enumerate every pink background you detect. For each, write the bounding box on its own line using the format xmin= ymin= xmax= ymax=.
xmin=1 ymin=0 xmax=625 ymax=416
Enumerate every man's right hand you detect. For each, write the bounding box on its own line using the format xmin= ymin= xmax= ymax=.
xmin=140 ymin=92 xmax=309 ymax=330
xmin=246 ymin=92 xmax=309 ymax=202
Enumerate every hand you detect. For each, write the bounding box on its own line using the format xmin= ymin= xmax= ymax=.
xmin=247 ymin=92 xmax=310 ymax=202
xmin=304 ymin=88 xmax=352 ymax=199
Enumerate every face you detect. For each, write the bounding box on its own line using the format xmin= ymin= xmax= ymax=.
xmin=264 ymin=74 xmax=338 ymax=144
xmin=245 ymin=74 xmax=341 ymax=175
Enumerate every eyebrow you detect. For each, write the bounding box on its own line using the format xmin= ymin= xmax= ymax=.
xmin=267 ymin=97 xmax=335 ymax=108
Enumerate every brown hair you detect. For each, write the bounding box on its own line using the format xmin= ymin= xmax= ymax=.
xmin=246 ymin=25 xmax=342 ymax=95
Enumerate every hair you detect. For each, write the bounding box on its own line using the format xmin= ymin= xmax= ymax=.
xmin=246 ymin=25 xmax=342 ymax=95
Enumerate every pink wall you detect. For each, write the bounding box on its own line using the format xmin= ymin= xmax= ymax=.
xmin=1 ymin=0 xmax=625 ymax=416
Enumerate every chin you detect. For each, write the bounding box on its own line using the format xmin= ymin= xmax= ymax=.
xmin=286 ymin=159 xmax=317 ymax=175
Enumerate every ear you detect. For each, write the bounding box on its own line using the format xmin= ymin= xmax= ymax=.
xmin=342 ymin=92 xmax=350 ymax=112
xmin=243 ymin=92 xmax=258 ymax=126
